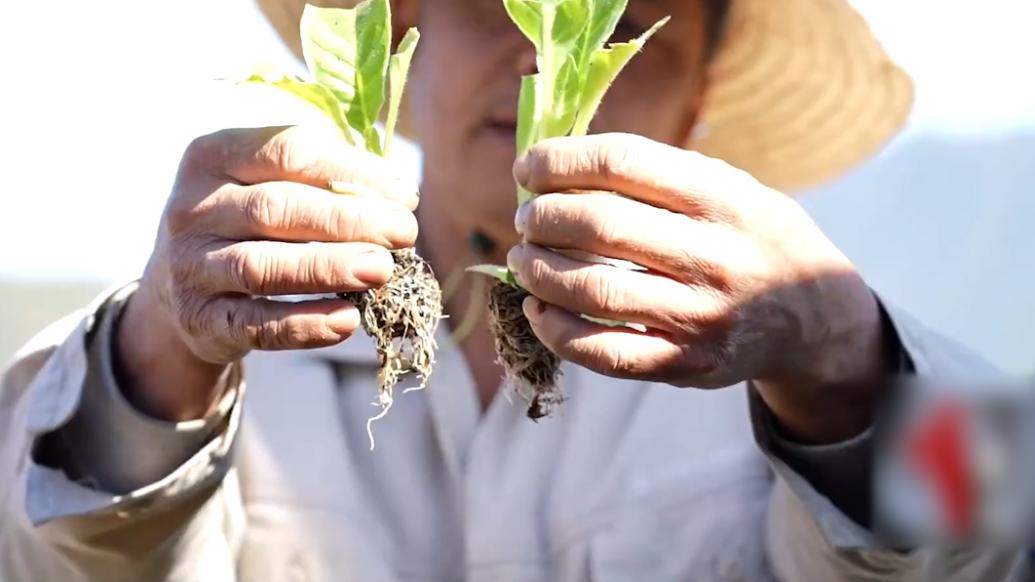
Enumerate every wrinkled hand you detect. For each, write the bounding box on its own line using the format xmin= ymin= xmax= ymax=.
xmin=508 ymin=133 xmax=891 ymax=441
xmin=119 ymin=125 xmax=418 ymax=419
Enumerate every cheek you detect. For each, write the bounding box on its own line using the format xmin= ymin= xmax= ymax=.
xmin=592 ymin=60 xmax=700 ymax=145
xmin=406 ymin=44 xmax=469 ymax=144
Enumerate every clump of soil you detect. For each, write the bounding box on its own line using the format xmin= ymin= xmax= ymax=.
xmin=340 ymin=247 xmax=442 ymax=437
xmin=488 ymin=281 xmax=562 ymax=420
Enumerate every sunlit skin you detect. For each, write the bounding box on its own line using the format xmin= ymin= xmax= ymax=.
xmin=117 ymin=0 xmax=891 ymax=446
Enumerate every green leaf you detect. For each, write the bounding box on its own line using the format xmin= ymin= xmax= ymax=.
xmin=329 ymin=181 xmax=384 ymax=197
xmin=516 ymin=74 xmax=539 ymax=155
xmin=467 ymin=265 xmax=521 ymax=287
xmin=504 ymin=0 xmax=589 ymax=53
xmin=541 ymin=54 xmax=582 ymax=138
xmin=570 ymin=16 xmax=669 ymax=136
xmin=550 ymin=0 xmax=591 ymax=51
xmin=300 ymin=1 xmax=391 ymax=141
xmin=384 ymin=27 xmax=420 ymax=156
xmin=516 ymin=74 xmax=539 ymax=205
xmin=362 ymin=126 xmax=384 ymax=155
xmin=243 ymin=70 xmax=360 ymax=145
xmin=503 ymin=0 xmax=545 ymax=50
xmin=300 ymin=5 xmax=358 ymax=104
xmin=351 ymin=0 xmax=392 ymax=130
xmin=572 ymin=0 xmax=627 ymax=70
xmin=505 ymin=1 xmax=666 ymax=205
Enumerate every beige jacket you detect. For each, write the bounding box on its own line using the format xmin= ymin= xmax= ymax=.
xmin=0 ymin=284 xmax=1026 ymax=581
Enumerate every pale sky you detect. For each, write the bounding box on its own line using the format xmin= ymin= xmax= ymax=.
xmin=1 ymin=0 xmax=1033 ymax=282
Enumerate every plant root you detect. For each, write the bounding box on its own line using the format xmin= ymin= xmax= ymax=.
xmin=487 ymin=281 xmax=562 ymax=420
xmin=340 ymin=247 xmax=443 ymax=444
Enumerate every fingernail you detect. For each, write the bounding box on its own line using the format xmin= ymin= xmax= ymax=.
xmin=327 ymin=306 xmax=360 ymax=335
xmin=514 ymin=203 xmax=530 ymax=235
xmin=353 ymin=249 xmax=394 ymax=285
xmin=522 ymin=295 xmax=546 ymax=321
xmin=513 ymin=154 xmax=531 ymax=187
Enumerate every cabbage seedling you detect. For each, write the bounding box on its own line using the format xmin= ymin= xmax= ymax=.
xmin=470 ymin=0 xmax=667 ymax=419
xmin=248 ymin=0 xmax=441 ymax=441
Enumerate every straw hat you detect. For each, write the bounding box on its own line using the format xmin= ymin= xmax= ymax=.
xmin=256 ymin=0 xmax=913 ymax=192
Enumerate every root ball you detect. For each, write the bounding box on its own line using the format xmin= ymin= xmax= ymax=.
xmin=487 ymin=281 xmax=562 ymax=420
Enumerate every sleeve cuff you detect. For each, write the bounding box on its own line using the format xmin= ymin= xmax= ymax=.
xmin=26 ymin=282 xmax=244 ymax=525
xmin=748 ymin=291 xmax=915 ymax=542
xmin=750 ymin=291 xmax=1003 ymax=548
xmin=749 ymin=384 xmax=877 ymax=548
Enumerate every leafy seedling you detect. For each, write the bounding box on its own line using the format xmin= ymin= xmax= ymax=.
xmin=470 ymin=0 xmax=667 ymax=419
xmin=248 ymin=0 xmax=441 ymax=446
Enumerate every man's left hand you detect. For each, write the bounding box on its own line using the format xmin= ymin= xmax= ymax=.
xmin=508 ymin=133 xmax=893 ymax=443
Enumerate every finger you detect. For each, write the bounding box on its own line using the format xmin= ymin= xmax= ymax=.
xmin=186 ymin=125 xmax=419 ymax=210
xmin=507 ymin=243 xmax=725 ymax=334
xmin=199 ymin=181 xmax=417 ymax=248
xmin=194 ymin=240 xmax=395 ymax=296
xmin=192 ymin=296 xmax=360 ymax=359
xmin=517 ymin=192 xmax=737 ymax=287
xmin=513 ymin=133 xmax=756 ymax=217
xmin=520 ymin=296 xmax=720 ymax=384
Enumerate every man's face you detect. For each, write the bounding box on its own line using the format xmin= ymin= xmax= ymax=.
xmin=403 ymin=0 xmax=714 ymax=247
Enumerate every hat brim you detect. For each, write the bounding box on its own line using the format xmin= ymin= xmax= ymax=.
xmin=256 ymin=0 xmax=913 ymax=192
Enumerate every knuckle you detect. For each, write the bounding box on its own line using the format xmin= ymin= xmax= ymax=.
xmin=252 ymin=317 xmax=311 ymax=351
xmin=182 ymin=131 xmax=222 ymax=170
xmin=222 ymin=302 xmax=252 ymax=344
xmin=176 ymin=292 xmax=213 ymax=339
xmin=336 ymin=202 xmax=416 ymax=248
xmin=696 ymin=200 xmax=742 ymax=227
xmin=325 ymin=202 xmax=357 ymax=241
xmin=167 ymin=245 xmax=201 ymax=288
xmin=167 ymin=176 xmax=229 ymax=239
xmin=600 ymin=341 xmax=631 ymax=373
xmin=524 ymin=198 xmax=552 ymax=234
xmin=581 ymin=269 xmax=624 ymax=315
xmin=524 ymin=148 xmax=553 ymax=190
xmin=525 ymin=253 xmax=551 ymax=287
xmin=260 ymin=130 xmax=305 ymax=173
xmin=681 ymin=297 xmax=739 ymax=342
xmin=228 ymin=247 xmax=272 ymax=294
xmin=251 ymin=320 xmax=281 ymax=351
xmin=584 ymin=205 xmax=622 ymax=246
xmin=242 ymin=186 xmax=286 ymax=232
xmin=304 ymin=251 xmax=343 ymax=289
xmin=594 ymin=134 xmax=639 ymax=183
xmin=266 ymin=126 xmax=341 ymax=177
xmin=574 ymin=337 xmax=634 ymax=377
xmin=166 ymin=202 xmax=202 ymax=237
xmin=692 ymin=340 xmax=737 ymax=384
xmin=676 ymin=247 xmax=731 ymax=289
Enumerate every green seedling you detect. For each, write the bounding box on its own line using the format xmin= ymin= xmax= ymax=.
xmin=248 ymin=1 xmax=441 ymax=447
xmin=470 ymin=0 xmax=667 ymax=419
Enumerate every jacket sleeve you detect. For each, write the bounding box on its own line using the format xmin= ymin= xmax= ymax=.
xmin=0 ymin=284 xmax=247 ymax=582
xmin=754 ymin=298 xmax=1031 ymax=582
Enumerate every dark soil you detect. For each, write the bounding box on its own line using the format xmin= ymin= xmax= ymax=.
xmin=487 ymin=281 xmax=562 ymax=420
xmin=340 ymin=247 xmax=443 ymax=411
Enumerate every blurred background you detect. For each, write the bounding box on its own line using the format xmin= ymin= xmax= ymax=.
xmin=1 ymin=0 xmax=1032 ymax=373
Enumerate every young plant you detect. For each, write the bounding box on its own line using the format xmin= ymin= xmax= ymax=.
xmin=248 ymin=0 xmax=441 ymax=443
xmin=470 ymin=0 xmax=667 ymax=419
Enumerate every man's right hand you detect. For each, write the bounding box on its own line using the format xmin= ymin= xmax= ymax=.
xmin=116 ymin=125 xmax=419 ymax=421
